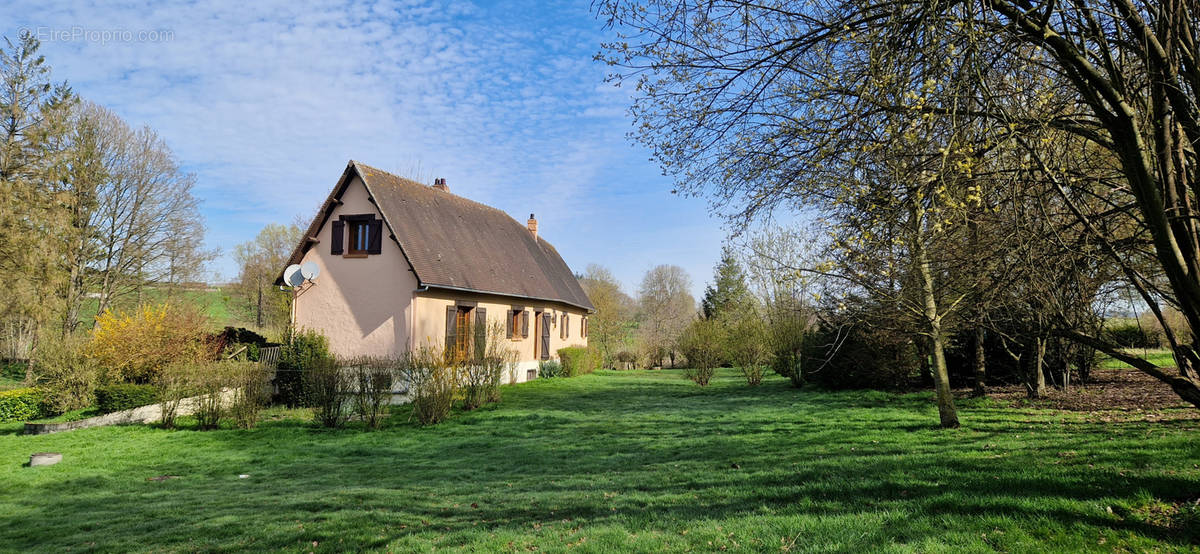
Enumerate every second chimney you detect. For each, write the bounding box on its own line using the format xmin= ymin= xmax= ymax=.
xmin=527 ymin=213 xmax=538 ymax=241
xmin=432 ymin=178 xmax=449 ymax=192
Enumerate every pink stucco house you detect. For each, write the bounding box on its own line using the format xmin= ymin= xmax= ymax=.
xmin=279 ymin=160 xmax=593 ymax=382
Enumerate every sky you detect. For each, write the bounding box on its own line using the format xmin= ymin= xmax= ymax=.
xmin=2 ymin=0 xmax=731 ymax=299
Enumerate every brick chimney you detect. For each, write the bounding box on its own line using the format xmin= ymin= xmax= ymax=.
xmin=527 ymin=213 xmax=538 ymax=241
xmin=432 ymin=178 xmax=449 ymax=192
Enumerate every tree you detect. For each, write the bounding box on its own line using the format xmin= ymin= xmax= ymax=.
xmin=0 ymin=31 xmax=73 ymax=362
xmin=701 ymin=245 xmax=754 ymax=321
xmin=234 ymin=223 xmax=303 ymax=329
xmin=599 ymin=0 xmax=1200 ymax=409
xmin=578 ymin=264 xmax=635 ymax=367
xmin=636 ymin=264 xmax=695 ymax=368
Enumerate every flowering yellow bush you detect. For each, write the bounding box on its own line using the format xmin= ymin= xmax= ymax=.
xmin=88 ymin=303 xmax=216 ymax=383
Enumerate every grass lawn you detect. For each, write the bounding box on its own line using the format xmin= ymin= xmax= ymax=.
xmin=1100 ymin=348 xmax=1178 ymax=370
xmin=1 ymin=370 xmax=1198 ymax=552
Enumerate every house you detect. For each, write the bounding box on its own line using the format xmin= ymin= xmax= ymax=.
xmin=279 ymin=160 xmax=593 ymax=382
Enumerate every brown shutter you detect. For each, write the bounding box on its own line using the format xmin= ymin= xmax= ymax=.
xmin=565 ymin=314 xmax=570 ymax=338
xmin=474 ymin=307 xmax=487 ymax=360
xmin=445 ymin=305 xmax=457 ymax=356
xmin=520 ymin=310 xmax=529 ymax=338
xmin=367 ymin=219 xmax=382 ymax=254
xmin=506 ymin=310 xmax=514 ymax=339
xmin=541 ymin=313 xmax=551 ymax=360
xmin=331 ymin=220 xmax=344 ymax=255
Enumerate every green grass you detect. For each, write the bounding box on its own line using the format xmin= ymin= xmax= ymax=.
xmin=1 ymin=370 xmax=1198 ymax=552
xmin=75 ymin=285 xmax=250 ymax=330
xmin=1099 ymin=348 xmax=1178 ymax=369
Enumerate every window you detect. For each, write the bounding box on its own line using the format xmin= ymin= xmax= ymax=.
xmin=334 ymin=214 xmax=380 ymax=257
xmin=348 ymin=219 xmax=370 ymax=254
xmin=527 ymin=369 xmax=537 ymax=381
xmin=508 ymin=308 xmax=528 ymax=340
xmin=454 ymin=307 xmax=472 ymax=360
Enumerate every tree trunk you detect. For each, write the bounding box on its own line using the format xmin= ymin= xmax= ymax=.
xmin=1026 ymin=337 xmax=1046 ymax=398
xmin=256 ymin=286 xmax=264 ymax=328
xmin=911 ymin=206 xmax=959 ymax=428
xmin=971 ymin=326 xmax=986 ymax=397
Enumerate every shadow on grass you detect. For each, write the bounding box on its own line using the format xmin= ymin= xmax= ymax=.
xmin=2 ymin=369 xmax=1197 ymax=551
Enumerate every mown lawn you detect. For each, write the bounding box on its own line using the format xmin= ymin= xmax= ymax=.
xmin=1 ymin=369 xmax=1198 ymax=552
xmin=1100 ymin=348 xmax=1178 ymax=370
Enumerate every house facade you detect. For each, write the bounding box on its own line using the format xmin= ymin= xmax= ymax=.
xmin=280 ymin=161 xmax=593 ymax=382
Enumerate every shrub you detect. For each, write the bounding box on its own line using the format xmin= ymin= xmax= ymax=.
xmin=349 ymin=357 xmax=394 ymax=429
xmin=678 ymin=319 xmax=722 ymax=386
xmin=0 ymin=388 xmax=45 ymax=422
xmin=557 ymin=346 xmax=598 ymax=377
xmin=192 ymin=362 xmax=229 ymax=431
xmin=726 ymin=316 xmax=772 ymax=386
xmin=766 ymin=305 xmax=817 ymax=388
xmin=306 ymin=357 xmax=350 ymax=428
xmin=614 ymin=350 xmax=637 ymax=370
xmin=461 ymin=323 xmax=513 ymax=410
xmin=538 ymin=359 xmax=563 ymax=378
xmin=155 ymin=361 xmax=195 ymax=428
xmin=403 ymin=346 xmax=458 ymax=425
xmin=1103 ymin=322 xmax=1163 ymax=349
xmin=88 ymin=303 xmax=216 ymax=383
xmin=95 ymin=384 xmax=158 ymax=414
xmin=228 ymin=362 xmax=270 ymax=429
xmin=802 ymin=324 xmax=919 ymax=390
xmin=275 ymin=328 xmax=333 ymax=407
xmin=30 ymin=335 xmax=99 ymax=414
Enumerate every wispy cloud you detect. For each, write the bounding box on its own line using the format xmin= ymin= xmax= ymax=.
xmin=2 ymin=0 xmax=725 ymax=295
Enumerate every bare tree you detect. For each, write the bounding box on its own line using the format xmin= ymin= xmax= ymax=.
xmin=578 ymin=264 xmax=635 ymax=367
xmin=234 ymin=223 xmax=303 ymax=329
xmin=636 ymin=264 xmax=695 ymax=368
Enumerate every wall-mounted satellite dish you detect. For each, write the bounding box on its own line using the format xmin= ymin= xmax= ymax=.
xmin=300 ymin=261 xmax=320 ymax=281
xmin=283 ymin=264 xmax=305 ymax=287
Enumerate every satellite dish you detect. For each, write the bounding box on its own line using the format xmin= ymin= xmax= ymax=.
xmin=283 ymin=264 xmax=304 ymax=287
xmin=300 ymin=261 xmax=320 ymax=281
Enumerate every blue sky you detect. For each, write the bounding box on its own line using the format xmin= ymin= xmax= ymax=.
xmin=3 ymin=0 xmax=729 ymax=299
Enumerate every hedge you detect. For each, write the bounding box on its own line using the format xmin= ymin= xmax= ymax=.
xmin=0 ymin=388 xmax=46 ymax=422
xmin=557 ymin=347 xmax=597 ymax=377
xmin=95 ymin=383 xmax=159 ymax=414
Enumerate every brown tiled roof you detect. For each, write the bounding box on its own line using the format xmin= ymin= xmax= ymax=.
xmin=281 ymin=161 xmax=594 ymax=312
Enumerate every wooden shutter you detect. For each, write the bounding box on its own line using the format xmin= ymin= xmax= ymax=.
xmin=520 ymin=310 xmax=529 ymax=338
xmin=541 ymin=313 xmax=551 ymax=360
xmin=506 ymin=310 xmax=514 ymax=339
xmin=565 ymin=314 xmax=570 ymax=338
xmin=474 ymin=308 xmax=487 ymax=359
xmin=331 ymin=220 xmax=344 ymax=255
xmin=367 ymin=219 xmax=382 ymax=254
xmin=445 ymin=306 xmax=457 ymax=356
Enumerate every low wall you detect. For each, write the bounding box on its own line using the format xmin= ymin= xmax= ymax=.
xmin=23 ymin=389 xmax=237 ymax=435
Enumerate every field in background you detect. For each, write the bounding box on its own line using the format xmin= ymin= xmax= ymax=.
xmin=2 ymin=369 xmax=1196 ymax=552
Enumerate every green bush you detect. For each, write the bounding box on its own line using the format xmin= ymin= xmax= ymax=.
xmin=403 ymin=347 xmax=458 ymax=425
xmin=0 ymin=387 xmax=46 ymax=422
xmin=557 ymin=346 xmax=597 ymax=377
xmin=275 ymin=328 xmax=333 ymax=407
xmin=95 ymin=384 xmax=159 ymax=414
xmin=538 ymin=359 xmax=563 ymax=378
xmin=678 ymin=319 xmax=723 ymax=386
xmin=30 ymin=335 xmax=99 ymax=414
xmin=1103 ymin=322 xmax=1163 ymax=349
